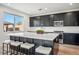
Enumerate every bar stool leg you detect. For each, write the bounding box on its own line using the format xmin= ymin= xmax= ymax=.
xmin=21 ymin=48 xmax=24 ymax=55
xmin=7 ymin=44 xmax=8 ymax=55
xmin=20 ymin=48 xmax=23 ymax=55
xmin=12 ymin=49 xmax=14 ymax=54
xmin=16 ymin=47 xmax=18 ymax=55
xmin=14 ymin=46 xmax=16 ymax=55
xmin=28 ymin=49 xmax=29 ymax=55
xmin=11 ymin=47 xmax=12 ymax=55
xmin=10 ymin=46 xmax=12 ymax=54
xmin=2 ymin=43 xmax=4 ymax=55
xmin=20 ymin=48 xmax=21 ymax=55
xmin=9 ymin=45 xmax=12 ymax=55
xmin=24 ymin=49 xmax=26 ymax=54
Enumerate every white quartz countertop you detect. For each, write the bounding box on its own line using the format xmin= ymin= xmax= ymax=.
xmin=8 ymin=32 xmax=60 ymax=41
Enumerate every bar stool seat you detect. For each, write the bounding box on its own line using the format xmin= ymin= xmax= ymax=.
xmin=35 ymin=46 xmax=52 ymax=55
xmin=3 ymin=40 xmax=10 ymax=44
xmin=21 ymin=42 xmax=34 ymax=49
xmin=20 ymin=42 xmax=34 ymax=55
xmin=10 ymin=41 xmax=23 ymax=55
xmin=10 ymin=41 xmax=23 ymax=47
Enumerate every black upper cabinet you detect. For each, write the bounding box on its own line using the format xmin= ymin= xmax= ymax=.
xmin=50 ymin=15 xmax=54 ymax=26
xmin=40 ymin=15 xmax=50 ymax=26
xmin=75 ymin=11 xmax=79 ymax=26
xmin=30 ymin=17 xmax=41 ymax=27
xmin=64 ymin=12 xmax=77 ymax=26
xmin=30 ymin=11 xmax=79 ymax=27
xmin=49 ymin=13 xmax=65 ymax=26
xmin=30 ymin=17 xmax=34 ymax=27
xmin=53 ymin=13 xmax=65 ymax=21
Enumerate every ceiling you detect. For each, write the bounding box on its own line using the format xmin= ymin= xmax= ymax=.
xmin=1 ymin=3 xmax=79 ymax=16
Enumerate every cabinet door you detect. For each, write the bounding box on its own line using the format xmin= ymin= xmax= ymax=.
xmin=50 ymin=14 xmax=65 ymax=26
xmin=63 ymin=33 xmax=75 ymax=45
xmin=40 ymin=15 xmax=50 ymax=26
xmin=75 ymin=11 xmax=79 ymax=26
xmin=53 ymin=13 xmax=65 ymax=21
xmin=34 ymin=17 xmax=41 ymax=27
xmin=30 ymin=17 xmax=35 ymax=27
xmin=64 ymin=12 xmax=77 ymax=26
xmin=75 ymin=34 xmax=79 ymax=45
xmin=30 ymin=17 xmax=41 ymax=27
xmin=50 ymin=15 xmax=54 ymax=26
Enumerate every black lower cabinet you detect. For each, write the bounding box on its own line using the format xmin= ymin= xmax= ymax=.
xmin=63 ymin=33 xmax=79 ymax=45
xmin=75 ymin=34 xmax=79 ymax=45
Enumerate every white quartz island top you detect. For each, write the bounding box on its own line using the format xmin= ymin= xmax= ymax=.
xmin=9 ymin=32 xmax=60 ymax=41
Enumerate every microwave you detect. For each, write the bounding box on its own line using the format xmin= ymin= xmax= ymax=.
xmin=54 ymin=21 xmax=63 ymax=27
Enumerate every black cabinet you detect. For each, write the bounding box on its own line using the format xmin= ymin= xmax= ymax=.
xmin=75 ymin=34 xmax=79 ymax=45
xmin=64 ymin=12 xmax=77 ymax=26
xmin=53 ymin=13 xmax=65 ymax=21
xmin=30 ymin=17 xmax=35 ymax=27
xmin=50 ymin=15 xmax=54 ymax=26
xmin=63 ymin=33 xmax=79 ymax=45
xmin=30 ymin=17 xmax=41 ymax=27
xmin=30 ymin=11 xmax=79 ymax=27
xmin=49 ymin=14 xmax=65 ymax=26
xmin=40 ymin=15 xmax=50 ymax=26
xmin=75 ymin=11 xmax=79 ymax=26
xmin=30 ymin=15 xmax=50 ymax=27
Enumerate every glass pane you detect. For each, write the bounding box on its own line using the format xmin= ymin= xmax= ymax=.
xmin=33 ymin=20 xmax=40 ymax=26
xmin=15 ymin=16 xmax=23 ymax=31
xmin=3 ymin=13 xmax=14 ymax=32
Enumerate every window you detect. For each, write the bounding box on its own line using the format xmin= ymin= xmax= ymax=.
xmin=15 ymin=16 xmax=23 ymax=31
xmin=3 ymin=13 xmax=23 ymax=32
xmin=33 ymin=20 xmax=40 ymax=26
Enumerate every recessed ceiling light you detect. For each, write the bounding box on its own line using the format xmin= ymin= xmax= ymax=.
xmin=38 ymin=8 xmax=42 ymax=11
xmin=45 ymin=8 xmax=48 ymax=10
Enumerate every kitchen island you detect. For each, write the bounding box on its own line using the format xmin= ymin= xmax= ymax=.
xmin=9 ymin=32 xmax=60 ymax=54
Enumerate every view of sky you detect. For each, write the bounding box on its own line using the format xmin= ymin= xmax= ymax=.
xmin=4 ymin=13 xmax=22 ymax=24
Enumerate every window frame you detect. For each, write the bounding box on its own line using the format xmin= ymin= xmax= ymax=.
xmin=3 ymin=12 xmax=23 ymax=32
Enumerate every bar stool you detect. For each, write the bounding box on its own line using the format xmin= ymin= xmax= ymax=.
xmin=10 ymin=36 xmax=23 ymax=55
xmin=35 ymin=46 xmax=52 ymax=55
xmin=20 ymin=37 xmax=35 ymax=55
xmin=2 ymin=40 xmax=10 ymax=55
xmin=20 ymin=42 xmax=34 ymax=55
xmin=10 ymin=41 xmax=23 ymax=55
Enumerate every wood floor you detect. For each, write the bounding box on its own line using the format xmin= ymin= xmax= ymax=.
xmin=57 ymin=44 xmax=79 ymax=55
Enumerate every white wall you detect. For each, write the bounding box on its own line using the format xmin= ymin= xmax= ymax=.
xmin=0 ymin=5 xmax=30 ymax=44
